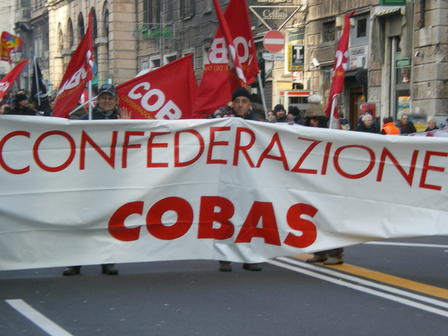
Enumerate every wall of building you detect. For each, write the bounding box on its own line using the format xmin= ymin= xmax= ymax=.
xmin=48 ymin=0 xmax=137 ymax=93
xmin=412 ymin=0 xmax=448 ymax=121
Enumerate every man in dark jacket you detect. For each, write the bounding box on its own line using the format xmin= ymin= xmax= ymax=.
xmin=81 ymin=84 xmax=121 ymax=120
xmin=218 ymin=87 xmax=263 ymax=272
xmin=304 ymin=103 xmax=344 ymax=265
xmin=63 ymin=84 xmax=121 ymax=276
xmin=399 ymin=114 xmax=416 ymax=134
xmin=356 ymin=113 xmax=379 ymax=133
xmin=273 ymin=104 xmax=287 ymax=123
xmin=6 ymin=93 xmax=38 ymax=116
xmin=230 ymin=87 xmax=257 ymax=120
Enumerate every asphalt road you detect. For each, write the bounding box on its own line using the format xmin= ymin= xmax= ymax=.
xmin=0 ymin=236 xmax=447 ymax=336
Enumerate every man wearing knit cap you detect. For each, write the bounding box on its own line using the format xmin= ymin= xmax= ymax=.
xmin=273 ymin=104 xmax=287 ymax=123
xmin=230 ymin=87 xmax=257 ymax=120
xmin=218 ymin=87 xmax=262 ymax=272
xmin=6 ymin=93 xmax=38 ymax=116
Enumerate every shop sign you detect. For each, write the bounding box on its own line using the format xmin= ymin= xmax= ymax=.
xmin=249 ymin=5 xmax=302 ymax=30
xmin=288 ymin=44 xmax=304 ymax=71
xmin=380 ymin=0 xmax=406 ymax=5
xmin=262 ymin=52 xmax=284 ymax=61
xmin=348 ymin=46 xmax=368 ymax=70
xmin=136 ymin=24 xmax=174 ymax=39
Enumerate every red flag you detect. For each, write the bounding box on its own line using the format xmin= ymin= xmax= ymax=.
xmin=193 ymin=0 xmax=259 ymax=118
xmin=0 ymin=59 xmax=29 ymax=100
xmin=324 ymin=11 xmax=355 ymax=129
xmin=116 ymin=54 xmax=197 ymax=119
xmin=52 ymin=13 xmax=94 ymax=118
xmin=1 ymin=32 xmax=23 ymax=62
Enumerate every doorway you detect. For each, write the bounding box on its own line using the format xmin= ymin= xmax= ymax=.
xmin=349 ymin=87 xmax=365 ymax=130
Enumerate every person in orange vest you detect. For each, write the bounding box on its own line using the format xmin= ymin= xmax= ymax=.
xmin=381 ymin=116 xmax=400 ymax=135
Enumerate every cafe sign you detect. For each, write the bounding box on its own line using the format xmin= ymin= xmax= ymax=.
xmin=249 ymin=4 xmax=303 ymax=30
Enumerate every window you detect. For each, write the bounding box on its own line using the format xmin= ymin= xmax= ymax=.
xmin=34 ymin=35 xmax=43 ymax=58
xmin=165 ymin=1 xmax=174 ymax=22
xmin=144 ymin=0 xmax=161 ymax=24
xmin=183 ymin=48 xmax=195 ymax=68
xmin=78 ymin=13 xmax=85 ymax=42
xmin=150 ymin=57 xmax=161 ymax=70
xmin=164 ymin=53 xmax=177 ymax=65
xmin=180 ymin=0 xmax=195 ymax=19
xmin=67 ymin=18 xmax=74 ymax=49
xmin=322 ymin=21 xmax=335 ymax=42
xmin=357 ymin=18 xmax=367 ymax=38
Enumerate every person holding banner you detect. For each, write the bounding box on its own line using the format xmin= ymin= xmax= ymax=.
xmin=80 ymin=84 xmax=123 ymax=120
xmin=63 ymin=84 xmax=123 ymax=276
xmin=228 ymin=87 xmax=257 ymax=120
xmin=218 ymin=87 xmax=262 ymax=272
xmin=304 ymin=102 xmax=344 ymax=265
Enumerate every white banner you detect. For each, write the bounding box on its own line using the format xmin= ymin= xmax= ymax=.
xmin=0 ymin=116 xmax=447 ymax=270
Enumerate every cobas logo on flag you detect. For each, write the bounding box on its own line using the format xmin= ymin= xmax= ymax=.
xmin=56 ymin=50 xmax=92 ymax=97
xmin=52 ymin=13 xmax=94 ymax=118
xmin=194 ymin=0 xmax=259 ymax=118
xmin=117 ymin=54 xmax=197 ymax=120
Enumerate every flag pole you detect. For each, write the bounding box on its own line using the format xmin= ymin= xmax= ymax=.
xmin=329 ymin=95 xmax=337 ymax=129
xmin=88 ymin=80 xmax=93 ymax=120
xmin=257 ymin=72 xmax=268 ymax=119
xmin=33 ymin=56 xmax=41 ymax=106
xmin=68 ymin=93 xmax=97 ymax=116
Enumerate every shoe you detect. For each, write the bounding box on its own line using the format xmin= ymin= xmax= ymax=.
xmin=242 ymin=263 xmax=262 ymax=271
xmin=102 ymin=264 xmax=119 ymax=275
xmin=63 ymin=266 xmax=81 ymax=276
xmin=219 ymin=261 xmax=232 ymax=272
xmin=323 ymin=256 xmax=343 ymax=265
xmin=305 ymin=254 xmax=327 ymax=263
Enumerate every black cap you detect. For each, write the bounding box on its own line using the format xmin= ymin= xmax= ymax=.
xmin=274 ymin=104 xmax=285 ymax=112
xmin=98 ymin=84 xmax=116 ymax=97
xmin=232 ymin=87 xmax=251 ymax=101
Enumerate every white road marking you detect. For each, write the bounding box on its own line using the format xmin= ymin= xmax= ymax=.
xmin=6 ymin=299 xmax=74 ymax=336
xmin=365 ymin=241 xmax=448 ymax=249
xmin=276 ymin=257 xmax=448 ymax=309
xmin=269 ymin=259 xmax=448 ymax=319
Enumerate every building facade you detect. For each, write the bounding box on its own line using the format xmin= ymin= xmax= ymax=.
xmin=8 ymin=0 xmax=448 ymax=127
xmin=305 ymin=0 xmax=447 ymax=129
xmin=46 ymin=0 xmax=137 ymax=93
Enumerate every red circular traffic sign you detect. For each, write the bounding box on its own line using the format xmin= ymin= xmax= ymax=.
xmin=263 ymin=30 xmax=285 ymax=53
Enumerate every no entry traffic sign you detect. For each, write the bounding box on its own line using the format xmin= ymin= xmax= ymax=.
xmin=263 ymin=30 xmax=285 ymax=53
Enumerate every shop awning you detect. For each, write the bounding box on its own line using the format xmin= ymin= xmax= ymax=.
xmin=373 ymin=6 xmax=404 ymax=17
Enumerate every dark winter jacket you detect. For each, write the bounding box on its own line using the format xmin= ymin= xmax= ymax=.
xmin=81 ymin=106 xmax=120 ymax=120
xmin=399 ymin=122 xmax=416 ymax=134
xmin=356 ymin=123 xmax=380 ymax=133
xmin=6 ymin=105 xmax=37 ymax=116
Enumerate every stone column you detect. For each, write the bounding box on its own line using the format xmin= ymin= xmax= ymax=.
xmin=107 ymin=0 xmax=138 ymax=84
